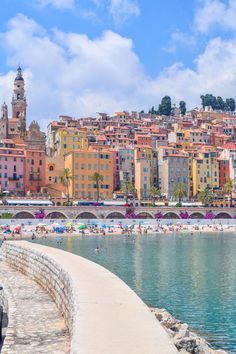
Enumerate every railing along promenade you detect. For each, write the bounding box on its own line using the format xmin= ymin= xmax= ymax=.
xmin=1 ymin=241 xmax=177 ymax=354
xmin=0 ymin=205 xmax=235 ymax=219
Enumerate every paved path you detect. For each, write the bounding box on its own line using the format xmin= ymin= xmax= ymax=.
xmin=0 ymin=261 xmax=70 ymax=354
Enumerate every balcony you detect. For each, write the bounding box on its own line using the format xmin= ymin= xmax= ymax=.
xmin=8 ymin=175 xmax=20 ymax=181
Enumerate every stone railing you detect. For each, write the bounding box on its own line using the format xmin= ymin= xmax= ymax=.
xmin=1 ymin=241 xmax=178 ymax=354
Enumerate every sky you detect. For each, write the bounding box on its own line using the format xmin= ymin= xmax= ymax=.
xmin=0 ymin=0 xmax=236 ymax=130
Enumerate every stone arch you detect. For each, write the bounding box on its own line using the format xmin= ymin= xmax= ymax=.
xmin=76 ymin=212 xmax=97 ymax=219
xmin=215 ymin=212 xmax=232 ymax=219
xmin=46 ymin=212 xmax=67 ymax=219
xmin=163 ymin=212 xmax=179 ymax=219
xmin=14 ymin=211 xmax=35 ymax=219
xmin=136 ymin=212 xmax=154 ymax=219
xmin=106 ymin=212 xmax=125 ymax=219
xmin=190 ymin=212 xmax=205 ymax=219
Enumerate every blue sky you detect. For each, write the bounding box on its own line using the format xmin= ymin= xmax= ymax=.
xmin=0 ymin=0 xmax=236 ymax=129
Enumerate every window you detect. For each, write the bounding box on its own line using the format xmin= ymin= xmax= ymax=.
xmin=14 ymin=157 xmax=16 ymax=162
xmin=88 ymin=164 xmax=91 ymax=170
xmin=4 ymin=165 xmax=7 ymax=170
xmin=4 ymin=173 xmax=7 ymax=178
xmin=81 ymin=175 xmax=85 ymax=181
xmin=75 ymin=163 xmax=79 ymax=169
xmin=31 ymin=159 xmax=34 ymax=165
xmin=49 ymin=165 xmax=54 ymax=171
xmin=39 ymin=160 xmax=42 ymax=166
xmin=64 ymin=144 xmax=67 ymax=149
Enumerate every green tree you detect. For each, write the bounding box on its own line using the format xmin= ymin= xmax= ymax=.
xmin=223 ymin=179 xmax=235 ymax=207
xmin=216 ymin=96 xmax=225 ymax=111
xmin=201 ymin=94 xmax=217 ymax=110
xmin=198 ymin=187 xmax=213 ymax=207
xmin=122 ymin=180 xmax=135 ymax=203
xmin=149 ymin=186 xmax=161 ymax=206
xmin=91 ymin=172 xmax=104 ymax=203
xmin=158 ymin=96 xmax=172 ymax=116
xmin=173 ymin=183 xmax=187 ymax=205
xmin=62 ymin=168 xmax=73 ymax=203
xmin=179 ymin=101 xmax=186 ymax=115
xmin=225 ymin=98 xmax=236 ymax=112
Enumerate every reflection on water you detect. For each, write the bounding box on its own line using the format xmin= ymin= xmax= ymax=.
xmin=35 ymin=233 xmax=236 ymax=353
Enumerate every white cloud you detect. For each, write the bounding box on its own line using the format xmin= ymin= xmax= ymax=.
xmin=195 ymin=0 xmax=236 ymax=33
xmin=37 ymin=0 xmax=75 ymax=10
xmin=108 ymin=0 xmax=140 ymax=24
xmin=165 ymin=30 xmax=196 ymax=53
xmin=1 ymin=14 xmax=236 ymax=131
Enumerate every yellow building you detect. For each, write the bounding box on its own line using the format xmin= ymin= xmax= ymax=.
xmin=134 ymin=146 xmax=152 ymax=200
xmin=65 ymin=148 xmax=115 ymax=200
xmin=192 ymin=151 xmax=219 ymax=196
xmin=54 ymin=128 xmax=89 ymax=158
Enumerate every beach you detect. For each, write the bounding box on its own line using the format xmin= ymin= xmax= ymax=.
xmin=0 ymin=219 xmax=235 ymax=240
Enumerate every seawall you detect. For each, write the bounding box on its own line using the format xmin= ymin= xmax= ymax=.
xmin=0 ymin=241 xmax=178 ymax=354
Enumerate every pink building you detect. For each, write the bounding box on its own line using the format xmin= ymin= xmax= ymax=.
xmin=0 ymin=141 xmax=25 ymax=195
xmin=24 ymin=150 xmax=46 ymax=194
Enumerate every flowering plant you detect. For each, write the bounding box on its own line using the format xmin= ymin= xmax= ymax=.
xmin=205 ymin=211 xmax=215 ymax=219
xmin=35 ymin=209 xmax=45 ymax=219
xmin=154 ymin=212 xmax=164 ymax=219
xmin=125 ymin=212 xmax=137 ymax=219
xmin=180 ymin=211 xmax=189 ymax=219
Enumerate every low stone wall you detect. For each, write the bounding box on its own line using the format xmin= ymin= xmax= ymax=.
xmin=1 ymin=241 xmax=178 ymax=354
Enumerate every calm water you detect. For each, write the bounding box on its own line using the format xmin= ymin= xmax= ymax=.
xmin=35 ymin=233 xmax=236 ymax=353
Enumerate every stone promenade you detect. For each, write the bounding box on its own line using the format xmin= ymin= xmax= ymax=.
xmin=0 ymin=261 xmax=70 ymax=354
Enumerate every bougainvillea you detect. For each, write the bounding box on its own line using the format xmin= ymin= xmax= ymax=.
xmin=154 ymin=212 xmax=164 ymax=219
xmin=35 ymin=209 xmax=45 ymax=219
xmin=180 ymin=211 xmax=189 ymax=219
xmin=125 ymin=212 xmax=137 ymax=219
xmin=205 ymin=211 xmax=215 ymax=219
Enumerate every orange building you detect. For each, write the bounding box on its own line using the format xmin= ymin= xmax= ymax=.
xmin=65 ymin=148 xmax=115 ymax=200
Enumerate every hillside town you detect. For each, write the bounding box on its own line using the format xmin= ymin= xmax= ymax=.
xmin=0 ymin=67 xmax=236 ymax=207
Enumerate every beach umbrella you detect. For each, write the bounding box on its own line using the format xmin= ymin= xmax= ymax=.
xmin=101 ymin=224 xmax=107 ymax=228
xmin=66 ymin=221 xmax=73 ymax=228
xmin=78 ymin=224 xmax=87 ymax=230
xmin=38 ymin=223 xmax=47 ymax=227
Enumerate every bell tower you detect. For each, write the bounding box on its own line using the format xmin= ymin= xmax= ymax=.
xmin=11 ymin=67 xmax=27 ymax=120
xmin=0 ymin=102 xmax=9 ymax=139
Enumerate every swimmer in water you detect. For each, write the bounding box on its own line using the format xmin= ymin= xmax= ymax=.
xmin=95 ymin=246 xmax=100 ymax=253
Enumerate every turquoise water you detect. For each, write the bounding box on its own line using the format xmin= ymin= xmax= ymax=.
xmin=35 ymin=233 xmax=236 ymax=353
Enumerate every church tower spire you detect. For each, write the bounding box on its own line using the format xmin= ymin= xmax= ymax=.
xmin=0 ymin=102 xmax=9 ymax=139
xmin=11 ymin=66 xmax=27 ymax=121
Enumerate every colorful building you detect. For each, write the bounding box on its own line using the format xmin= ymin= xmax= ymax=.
xmin=24 ymin=149 xmax=46 ymax=194
xmin=65 ymin=148 xmax=115 ymax=200
xmin=192 ymin=151 xmax=219 ymax=196
xmin=54 ymin=128 xmax=89 ymax=158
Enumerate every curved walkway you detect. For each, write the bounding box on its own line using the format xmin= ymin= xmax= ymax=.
xmin=0 ymin=261 xmax=70 ymax=354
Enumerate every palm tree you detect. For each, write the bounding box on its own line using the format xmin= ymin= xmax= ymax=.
xmin=149 ymin=186 xmax=161 ymax=206
xmin=91 ymin=172 xmax=103 ymax=203
xmin=173 ymin=183 xmax=187 ymax=205
xmin=198 ymin=187 xmax=213 ymax=207
xmin=62 ymin=168 xmax=73 ymax=203
xmin=223 ymin=179 xmax=235 ymax=207
xmin=122 ymin=180 xmax=135 ymax=203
